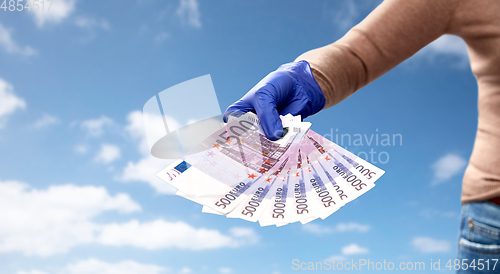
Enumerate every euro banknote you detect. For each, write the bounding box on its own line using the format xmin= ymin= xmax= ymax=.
xmin=157 ymin=112 xmax=385 ymax=226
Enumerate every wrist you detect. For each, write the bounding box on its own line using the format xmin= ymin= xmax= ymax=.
xmin=277 ymin=61 xmax=326 ymax=115
xmin=307 ymin=65 xmax=334 ymax=109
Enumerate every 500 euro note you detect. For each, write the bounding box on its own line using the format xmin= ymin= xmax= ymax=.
xmin=156 ymin=112 xmax=385 ymax=226
xmin=157 ymin=113 xmax=311 ymax=214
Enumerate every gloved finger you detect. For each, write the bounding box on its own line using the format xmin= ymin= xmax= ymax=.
xmin=260 ymin=71 xmax=295 ymax=105
xmin=277 ymin=95 xmax=311 ymax=119
xmin=223 ymin=102 xmax=255 ymax=123
xmin=254 ymin=90 xmax=283 ymax=141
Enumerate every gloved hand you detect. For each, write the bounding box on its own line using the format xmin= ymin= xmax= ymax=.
xmin=223 ymin=60 xmax=325 ymax=140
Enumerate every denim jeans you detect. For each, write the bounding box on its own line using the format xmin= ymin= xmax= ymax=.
xmin=457 ymin=201 xmax=500 ymax=273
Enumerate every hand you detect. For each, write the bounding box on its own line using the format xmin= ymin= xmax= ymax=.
xmin=223 ymin=61 xmax=325 ymax=140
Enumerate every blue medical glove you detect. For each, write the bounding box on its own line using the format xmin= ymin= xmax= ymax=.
xmin=223 ymin=60 xmax=325 ymax=140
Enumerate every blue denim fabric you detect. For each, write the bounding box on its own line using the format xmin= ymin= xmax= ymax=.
xmin=457 ymin=202 xmax=500 ymax=273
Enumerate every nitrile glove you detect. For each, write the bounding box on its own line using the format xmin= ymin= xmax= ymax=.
xmin=223 ymin=60 xmax=325 ymax=140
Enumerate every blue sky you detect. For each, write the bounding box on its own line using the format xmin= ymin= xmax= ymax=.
xmin=0 ymin=0 xmax=479 ymax=273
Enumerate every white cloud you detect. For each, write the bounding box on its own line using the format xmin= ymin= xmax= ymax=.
xmin=0 ymin=180 xmax=140 ymax=256
xmin=229 ymin=227 xmax=259 ymax=243
xmin=177 ymin=0 xmax=202 ymax=28
xmin=431 ymin=153 xmax=467 ymax=185
xmin=342 ymin=244 xmax=369 ymax=255
xmin=302 ymin=222 xmax=370 ymax=235
xmin=131 ymin=110 xmax=180 ymax=152
xmin=81 ymin=116 xmax=114 ymax=137
xmin=118 ymin=111 xmax=177 ymax=194
xmin=414 ymin=35 xmax=469 ymax=68
xmin=0 ymin=23 xmax=36 ymax=56
xmin=64 ymin=258 xmax=168 ymax=274
xmin=178 ymin=267 xmax=192 ymax=274
xmin=303 ymin=223 xmax=333 ymax=234
xmin=34 ymin=114 xmax=60 ymax=128
xmin=31 ymin=0 xmax=76 ymax=27
xmin=119 ymin=155 xmax=176 ymax=194
xmin=74 ymin=144 xmax=88 ymax=154
xmin=419 ymin=208 xmax=459 ymax=219
xmin=17 ymin=271 xmax=49 ymax=274
xmin=426 ymin=35 xmax=468 ymax=59
xmin=94 ymin=144 xmax=121 ymax=164
xmin=74 ymin=16 xmax=111 ymax=42
xmin=125 ymin=111 xmax=166 ymax=155
xmin=219 ymin=267 xmax=232 ymax=274
xmin=328 ymin=243 xmax=369 ymax=263
xmin=0 ymin=180 xmax=257 ymax=257
xmin=0 ymin=78 xmax=26 ymax=128
xmin=336 ymin=222 xmax=371 ymax=232
xmin=331 ymin=0 xmax=359 ymax=31
xmin=329 ymin=0 xmax=381 ymax=31
xmin=99 ymin=220 xmax=258 ymax=250
xmin=75 ymin=17 xmax=111 ymax=31
xmin=411 ymin=237 xmax=451 ymax=253
xmin=17 ymin=259 xmax=168 ymax=274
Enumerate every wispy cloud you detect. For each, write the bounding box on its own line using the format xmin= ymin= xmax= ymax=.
xmin=331 ymin=0 xmax=360 ymax=31
xmin=74 ymin=144 xmax=89 ymax=154
xmin=64 ymin=259 xmax=168 ymax=274
xmin=179 ymin=267 xmax=193 ymax=274
xmin=80 ymin=116 xmax=114 ymax=137
xmin=0 ymin=78 xmax=26 ymax=128
xmin=431 ymin=153 xmax=467 ymax=185
xmin=75 ymin=16 xmax=111 ymax=31
xmin=154 ymin=31 xmax=170 ymax=44
xmin=98 ymin=222 xmax=258 ymax=250
xmin=17 ymin=270 xmax=49 ymax=274
xmin=0 ymin=180 xmax=140 ymax=256
xmin=74 ymin=16 xmax=112 ymax=42
xmin=119 ymin=155 xmax=175 ymax=193
xmin=303 ymin=223 xmax=333 ymax=234
xmin=33 ymin=114 xmax=60 ymax=128
xmin=342 ymin=243 xmax=369 ymax=255
xmin=118 ymin=111 xmax=177 ymax=194
xmin=31 ymin=0 xmax=76 ymax=27
xmin=328 ymin=243 xmax=370 ymax=262
xmin=413 ymin=35 xmax=469 ymax=69
xmin=0 ymin=23 xmax=36 ymax=56
xmin=17 ymin=259 xmax=168 ymax=274
xmin=0 ymin=180 xmax=259 ymax=256
xmin=419 ymin=208 xmax=459 ymax=219
xmin=302 ymin=222 xmax=371 ymax=235
xmin=337 ymin=222 xmax=371 ymax=232
xmin=218 ymin=267 xmax=233 ymax=274
xmin=329 ymin=0 xmax=382 ymax=31
xmin=428 ymin=35 xmax=468 ymax=56
xmin=177 ymin=0 xmax=202 ymax=28
xmin=94 ymin=144 xmax=121 ymax=164
xmin=411 ymin=237 xmax=451 ymax=253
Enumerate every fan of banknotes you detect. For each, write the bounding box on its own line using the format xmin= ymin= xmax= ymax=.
xmin=157 ymin=112 xmax=385 ymax=227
